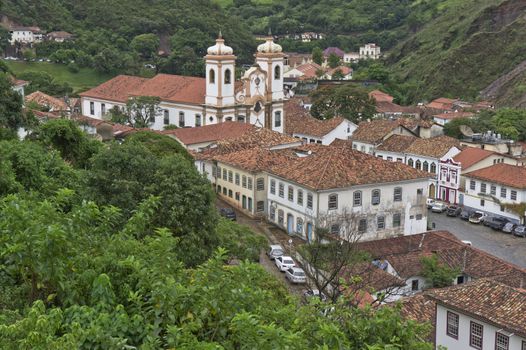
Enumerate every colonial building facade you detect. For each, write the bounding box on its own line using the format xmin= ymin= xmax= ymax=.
xmin=80 ymin=34 xmax=288 ymax=133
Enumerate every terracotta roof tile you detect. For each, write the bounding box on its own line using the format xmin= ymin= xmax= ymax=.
xmin=162 ymin=122 xmax=254 ymax=146
xmin=268 ymin=144 xmax=430 ymax=190
xmin=351 ymin=120 xmax=407 ymax=144
xmin=453 ymin=147 xmax=496 ymax=170
xmin=427 ymin=278 xmax=526 ymax=338
xmin=212 ymin=147 xmax=297 ymax=173
xmin=294 ymin=63 xmax=323 ymax=80
xmin=356 ymin=231 xmax=526 ymax=289
xmin=129 ymin=74 xmax=206 ymax=104
xmin=399 ymin=293 xmax=436 ymax=339
xmin=376 ymin=134 xmax=418 ymax=153
xmin=426 ymin=97 xmax=458 ymax=111
xmin=433 ymin=111 xmax=474 ymax=120
xmin=195 ymin=128 xmax=301 ymax=160
xmin=369 ymin=90 xmax=394 ymax=103
xmin=404 ymin=135 xmax=460 ymax=158
xmin=25 ymin=91 xmax=67 ymax=111
xmin=79 ymin=75 xmax=150 ymax=103
xmin=284 ymin=99 xmax=349 ymax=137
xmin=375 ymin=101 xmax=420 ymax=115
xmin=464 ymin=163 xmax=526 ymax=189
xmin=327 ymin=66 xmax=352 ymax=76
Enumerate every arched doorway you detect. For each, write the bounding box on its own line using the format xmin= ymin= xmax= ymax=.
xmin=429 ymin=183 xmax=436 ymax=199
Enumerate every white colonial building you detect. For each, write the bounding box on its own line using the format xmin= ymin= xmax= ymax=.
xmin=429 ymin=279 xmax=526 ymax=350
xmin=80 ymin=34 xmax=287 ymax=133
xmin=374 ymin=134 xmax=461 ymax=201
xmin=8 ymin=26 xmax=43 ymax=44
xmin=265 ymin=144 xmax=430 ymax=242
xmin=463 ymin=163 xmax=526 ymax=224
xmin=359 ymin=43 xmax=381 ymax=59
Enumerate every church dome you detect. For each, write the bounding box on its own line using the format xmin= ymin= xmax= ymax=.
xmin=257 ymin=36 xmax=282 ymax=54
xmin=207 ymin=33 xmax=233 ymax=56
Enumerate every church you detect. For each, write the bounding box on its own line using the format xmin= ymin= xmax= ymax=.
xmin=79 ymin=34 xmax=287 ymax=133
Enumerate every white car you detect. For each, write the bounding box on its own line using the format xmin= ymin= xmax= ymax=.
xmin=285 ymin=267 xmax=306 ymax=284
xmin=266 ymin=244 xmax=284 ymax=260
xmin=469 ymin=211 xmax=487 ymax=224
xmin=426 ymin=198 xmax=435 ymax=209
xmin=431 ymin=202 xmax=448 ymax=213
xmin=275 ymin=256 xmax=295 ymax=272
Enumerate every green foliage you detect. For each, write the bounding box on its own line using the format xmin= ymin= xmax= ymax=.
xmin=16 ymin=71 xmax=73 ymax=96
xmin=0 ymin=140 xmax=81 ymax=197
xmin=31 ymin=119 xmax=102 ymax=168
xmin=131 ymin=33 xmax=160 ymax=59
xmin=123 ymin=96 xmax=162 ymax=128
xmin=327 ymin=53 xmax=341 ymax=68
xmin=421 ymin=254 xmax=459 ymax=288
xmin=312 ymin=47 xmax=323 ymax=65
xmin=216 ymin=218 xmax=266 ymax=262
xmin=310 ymin=84 xmax=376 ymax=123
xmin=124 ymin=131 xmax=191 ymax=161
xmin=0 ymin=74 xmax=26 ymax=130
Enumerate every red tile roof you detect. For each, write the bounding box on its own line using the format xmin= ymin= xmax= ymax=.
xmin=352 ymin=120 xmax=413 ymax=144
xmin=284 ymin=99 xmax=349 ymax=137
xmin=453 ymin=147 xmax=496 ymax=170
xmin=162 ymin=122 xmax=254 ymax=146
xmin=433 ymin=111 xmax=474 ymax=120
xmin=404 ymin=135 xmax=460 ymax=158
xmin=294 ymin=63 xmax=323 ymax=80
xmin=128 ymin=74 xmax=206 ymax=105
xmin=25 ymin=91 xmax=67 ymax=111
xmin=375 ymin=101 xmax=420 ymax=115
xmin=356 ymin=231 xmax=526 ymax=288
xmin=376 ymin=134 xmax=418 ymax=153
xmin=464 ymin=163 xmax=526 ymax=189
xmin=79 ymin=75 xmax=150 ymax=103
xmin=327 ymin=66 xmax=352 ymax=76
xmin=212 ymin=147 xmax=298 ymax=173
xmin=268 ymin=143 xmax=430 ymax=190
xmin=426 ymin=97 xmax=458 ymax=111
xmin=369 ymin=90 xmax=394 ymax=103
xmin=427 ymin=278 xmax=526 ymax=338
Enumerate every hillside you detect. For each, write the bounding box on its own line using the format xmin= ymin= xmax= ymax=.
xmin=389 ymin=0 xmax=526 ymax=102
xmin=480 ymin=60 xmax=526 ymax=107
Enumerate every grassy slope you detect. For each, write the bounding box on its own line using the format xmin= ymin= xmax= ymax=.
xmin=389 ymin=0 xmax=526 ymax=101
xmin=5 ymin=61 xmax=113 ymax=91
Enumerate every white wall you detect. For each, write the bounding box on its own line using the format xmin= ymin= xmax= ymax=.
xmin=352 ymin=141 xmax=376 ymax=155
xmin=463 ymin=177 xmax=524 ymax=223
xmin=81 ymin=97 xmax=121 ymax=120
xmin=436 ymin=304 xmax=526 ymax=350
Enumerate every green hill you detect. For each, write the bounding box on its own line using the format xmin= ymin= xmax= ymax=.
xmin=388 ymin=0 xmax=526 ymax=103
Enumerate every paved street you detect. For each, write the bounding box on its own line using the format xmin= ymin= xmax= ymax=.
xmin=428 ymin=211 xmax=526 ymax=268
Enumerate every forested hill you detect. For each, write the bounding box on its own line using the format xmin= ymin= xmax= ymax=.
xmin=388 ymin=0 xmax=526 ymax=103
xmin=0 ymin=0 xmax=256 ymax=64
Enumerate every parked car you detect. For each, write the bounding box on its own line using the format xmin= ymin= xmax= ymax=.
xmin=513 ymin=225 xmax=526 ymax=237
xmin=502 ymin=222 xmax=517 ymax=234
xmin=426 ymin=198 xmax=435 ymax=209
xmin=302 ymin=289 xmax=328 ymax=303
xmin=446 ymin=205 xmax=462 ymax=217
xmin=275 ymin=256 xmax=295 ymax=272
xmin=285 ymin=267 xmax=307 ymax=284
xmin=431 ymin=202 xmax=448 ymax=213
xmin=459 ymin=209 xmax=472 ymax=220
xmin=219 ymin=207 xmax=236 ymax=221
xmin=484 ymin=216 xmax=509 ymax=230
xmin=267 ymin=244 xmax=284 ymax=260
xmin=469 ymin=211 xmax=487 ymax=224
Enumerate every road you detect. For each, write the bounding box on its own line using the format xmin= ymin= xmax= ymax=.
xmin=428 ymin=211 xmax=526 ymax=268
xmin=217 ymin=199 xmax=307 ymax=295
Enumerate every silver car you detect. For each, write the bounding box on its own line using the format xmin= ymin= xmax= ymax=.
xmin=285 ymin=267 xmax=306 ymax=284
xmin=275 ymin=256 xmax=295 ymax=272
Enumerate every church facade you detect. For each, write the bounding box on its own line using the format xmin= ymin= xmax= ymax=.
xmin=79 ymin=34 xmax=287 ymax=133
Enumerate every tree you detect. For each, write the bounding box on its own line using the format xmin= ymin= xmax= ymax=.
xmin=421 ymin=254 xmax=459 ymax=288
xmin=122 ymin=96 xmax=161 ymax=128
xmin=310 ymin=84 xmax=376 ymax=122
xmin=312 ymin=47 xmax=323 ymax=65
xmin=367 ymin=63 xmax=390 ymax=84
xmin=16 ymin=71 xmax=73 ymax=96
xmin=327 ymin=53 xmax=340 ymax=68
xmin=31 ymin=119 xmax=102 ymax=168
xmin=443 ymin=117 xmax=476 ymax=139
xmin=131 ymin=33 xmax=160 ymax=59
xmin=492 ymin=108 xmax=526 ymax=141
xmin=0 ymin=27 xmax=10 ymax=54
xmin=0 ymin=75 xmax=26 ymax=130
xmin=170 ymin=29 xmax=213 ymax=57
xmin=124 ymin=130 xmax=191 ymax=161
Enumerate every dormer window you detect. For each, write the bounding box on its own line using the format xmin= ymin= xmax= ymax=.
xmin=209 ymin=69 xmax=215 ymax=84
xmin=224 ymin=69 xmax=231 ymax=84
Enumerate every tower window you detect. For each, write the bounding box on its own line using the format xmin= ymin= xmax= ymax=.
xmin=209 ymin=69 xmax=215 ymax=84
xmin=254 ymin=102 xmax=262 ymax=113
xmin=274 ymin=111 xmax=281 ymax=128
xmin=224 ymin=69 xmax=231 ymax=84
xmin=274 ymin=65 xmax=281 ymax=79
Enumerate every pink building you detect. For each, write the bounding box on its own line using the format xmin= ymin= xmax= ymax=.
xmin=438 ymin=158 xmax=461 ymax=204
